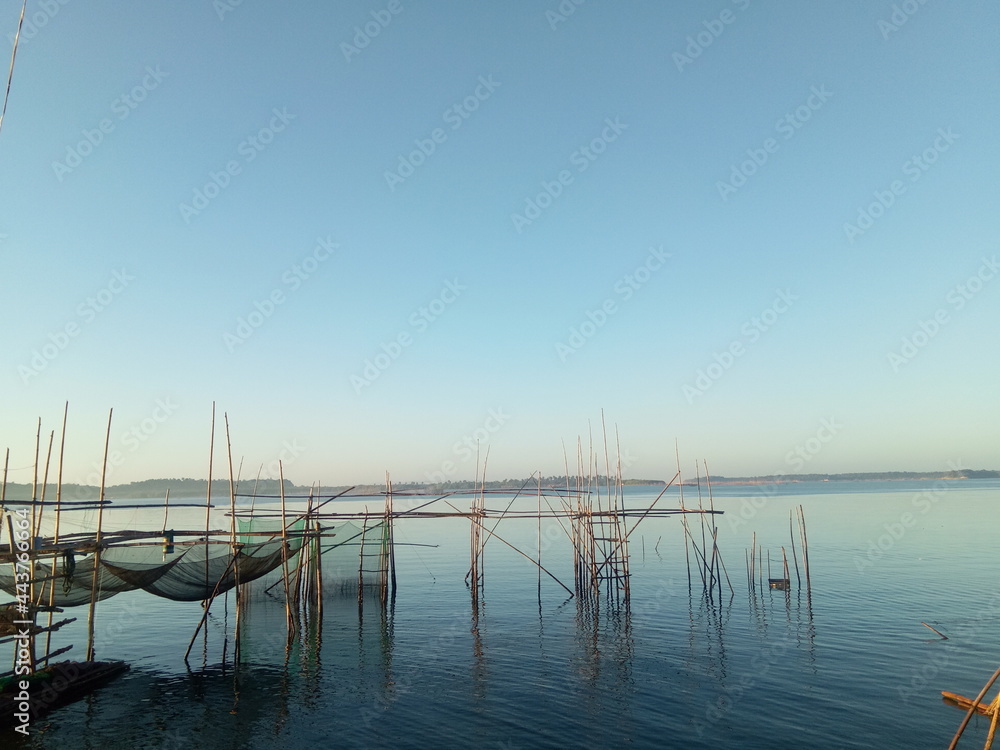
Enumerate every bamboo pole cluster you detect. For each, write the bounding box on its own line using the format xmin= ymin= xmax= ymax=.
xmin=744 ymin=504 xmax=811 ymax=596
xmin=677 ymin=457 xmax=733 ymax=602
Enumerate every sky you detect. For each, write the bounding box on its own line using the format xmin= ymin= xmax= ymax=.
xmin=0 ymin=0 xmax=997 ymax=488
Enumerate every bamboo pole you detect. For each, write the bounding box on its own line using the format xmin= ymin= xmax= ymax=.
xmin=387 ymin=479 xmax=396 ymax=600
xmin=85 ymin=408 xmax=113 ymax=662
xmin=1 ymin=447 xmax=8 ymax=505
xmin=445 ymin=500 xmax=574 ymax=598
xmin=45 ymin=403 xmax=69 ymax=658
xmin=675 ymin=442 xmax=691 ymax=592
xmin=798 ymin=505 xmax=812 ymax=591
xmin=31 ymin=417 xmax=40 ymax=504
xmin=33 ymin=430 xmax=53 ymax=540
xmin=537 ymin=476 xmax=542 ymax=595
xmin=279 ymin=461 xmax=294 ymax=639
xmin=224 ymin=413 xmax=240 ymax=664
xmin=947 ymin=664 xmax=1000 ymax=750
xmin=788 ymin=509 xmax=801 ymax=587
xmin=205 ymin=403 xmax=216 ymax=595
xmin=745 ymin=548 xmax=751 ymax=593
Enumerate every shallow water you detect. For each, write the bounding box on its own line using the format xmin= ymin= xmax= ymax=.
xmin=4 ymin=480 xmax=999 ymax=749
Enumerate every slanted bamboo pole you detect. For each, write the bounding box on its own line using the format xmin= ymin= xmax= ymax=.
xmin=1 ymin=447 xmax=8 ymax=506
xmin=45 ymin=403 xmax=69 ymax=657
xmin=33 ymin=430 xmax=53 ymax=540
xmin=445 ymin=500 xmax=574 ymax=598
xmin=86 ymin=408 xmax=113 ymax=662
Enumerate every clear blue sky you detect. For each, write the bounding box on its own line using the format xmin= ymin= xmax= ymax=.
xmin=1 ymin=0 xmax=997 ymax=487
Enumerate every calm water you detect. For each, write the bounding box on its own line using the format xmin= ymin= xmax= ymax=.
xmin=5 ymin=480 xmax=1000 ymax=749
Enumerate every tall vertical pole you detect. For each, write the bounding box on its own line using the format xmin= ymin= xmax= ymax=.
xmin=86 ymin=408 xmax=112 ymax=661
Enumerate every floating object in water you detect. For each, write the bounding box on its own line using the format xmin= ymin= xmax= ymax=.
xmin=941 ymin=690 xmax=998 ymax=715
xmin=768 ymin=578 xmax=790 ymax=590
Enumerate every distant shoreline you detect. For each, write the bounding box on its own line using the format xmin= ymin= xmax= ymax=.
xmin=0 ymin=470 xmax=996 ymax=501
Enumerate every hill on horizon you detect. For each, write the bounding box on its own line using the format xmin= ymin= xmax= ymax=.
xmin=0 ymin=469 xmax=996 ymax=501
